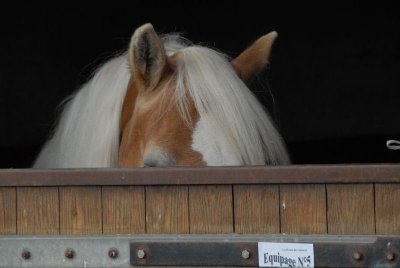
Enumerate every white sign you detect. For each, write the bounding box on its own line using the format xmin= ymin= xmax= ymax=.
xmin=258 ymin=242 xmax=314 ymax=268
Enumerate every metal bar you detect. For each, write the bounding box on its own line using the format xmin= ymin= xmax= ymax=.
xmin=0 ymin=235 xmax=398 ymax=267
xmin=130 ymin=236 xmax=400 ymax=267
xmin=131 ymin=242 xmax=258 ymax=266
xmin=0 ymin=164 xmax=399 ymax=186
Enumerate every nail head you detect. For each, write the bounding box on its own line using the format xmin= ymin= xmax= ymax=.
xmin=352 ymin=251 xmax=362 ymax=261
xmin=21 ymin=250 xmax=31 ymax=260
xmin=108 ymin=248 xmax=119 ymax=259
xmin=386 ymin=252 xmax=395 ymax=261
xmin=65 ymin=248 xmax=75 ymax=259
xmin=137 ymin=249 xmax=146 ymax=259
xmin=241 ymin=249 xmax=250 ymax=259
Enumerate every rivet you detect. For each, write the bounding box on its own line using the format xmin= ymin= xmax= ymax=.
xmin=352 ymin=251 xmax=362 ymax=261
xmin=108 ymin=248 xmax=119 ymax=259
xmin=241 ymin=249 xmax=250 ymax=259
xmin=21 ymin=249 xmax=31 ymax=260
xmin=137 ymin=249 xmax=146 ymax=259
xmin=65 ymin=248 xmax=75 ymax=259
xmin=386 ymin=252 xmax=395 ymax=261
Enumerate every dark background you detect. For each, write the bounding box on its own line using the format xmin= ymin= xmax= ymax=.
xmin=1 ymin=2 xmax=399 ymax=168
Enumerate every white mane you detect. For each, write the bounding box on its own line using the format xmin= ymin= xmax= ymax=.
xmin=33 ymin=54 xmax=130 ymax=168
xmin=170 ymin=38 xmax=290 ymax=165
xmin=33 ymin=35 xmax=289 ymax=168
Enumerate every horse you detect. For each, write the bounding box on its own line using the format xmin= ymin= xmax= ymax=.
xmin=33 ymin=23 xmax=290 ymax=168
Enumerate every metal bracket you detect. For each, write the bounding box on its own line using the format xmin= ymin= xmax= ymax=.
xmin=130 ymin=235 xmax=400 ymax=267
xmin=0 ymin=235 xmax=398 ymax=267
xmin=131 ymin=242 xmax=258 ymax=266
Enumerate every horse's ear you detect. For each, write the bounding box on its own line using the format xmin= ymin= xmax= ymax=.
xmin=231 ymin=31 xmax=278 ymax=83
xmin=129 ymin=23 xmax=166 ymax=90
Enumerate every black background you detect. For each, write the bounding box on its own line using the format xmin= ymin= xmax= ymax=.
xmin=1 ymin=1 xmax=399 ymax=168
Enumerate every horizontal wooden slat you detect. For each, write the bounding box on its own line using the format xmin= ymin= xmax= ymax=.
xmin=0 ymin=187 xmax=16 ymax=234
xmin=0 ymin=164 xmax=399 ymax=186
xmin=102 ymin=186 xmax=145 ymax=234
xmin=189 ymin=185 xmax=233 ymax=233
xmin=146 ymin=186 xmax=189 ymax=233
xmin=375 ymin=183 xmax=400 ymax=234
xmin=280 ymin=184 xmax=327 ymax=234
xmin=60 ymin=187 xmax=102 ymax=234
xmin=0 ymin=165 xmax=397 ymax=236
xmin=234 ymin=185 xmax=279 ymax=233
xmin=327 ymin=184 xmax=375 ymax=235
xmin=17 ymin=187 xmax=59 ymax=234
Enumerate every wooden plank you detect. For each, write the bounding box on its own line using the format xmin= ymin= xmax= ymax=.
xmin=189 ymin=185 xmax=233 ymax=233
xmin=0 ymin=187 xmax=16 ymax=234
xmin=327 ymin=184 xmax=375 ymax=234
xmin=234 ymin=185 xmax=279 ymax=233
xmin=60 ymin=187 xmax=102 ymax=234
xmin=375 ymin=183 xmax=400 ymax=234
xmin=17 ymin=187 xmax=59 ymax=234
xmin=280 ymin=184 xmax=327 ymax=234
xmin=102 ymin=186 xmax=145 ymax=234
xmin=2 ymin=164 xmax=400 ymax=187
xmin=146 ymin=186 xmax=189 ymax=233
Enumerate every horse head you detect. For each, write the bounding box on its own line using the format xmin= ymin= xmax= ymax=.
xmin=118 ymin=23 xmax=289 ymax=167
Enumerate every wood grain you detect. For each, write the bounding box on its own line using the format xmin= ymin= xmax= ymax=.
xmin=189 ymin=185 xmax=233 ymax=233
xmin=0 ymin=187 xmax=16 ymax=234
xmin=146 ymin=186 xmax=189 ymax=233
xmin=375 ymin=183 xmax=400 ymax=234
xmin=17 ymin=187 xmax=59 ymax=234
xmin=280 ymin=184 xmax=327 ymax=234
xmin=327 ymin=184 xmax=375 ymax=234
xmin=2 ymin=164 xmax=399 ymax=186
xmin=60 ymin=187 xmax=102 ymax=234
xmin=102 ymin=186 xmax=145 ymax=234
xmin=234 ymin=185 xmax=279 ymax=233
